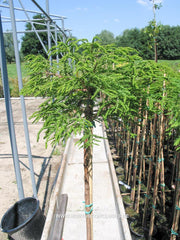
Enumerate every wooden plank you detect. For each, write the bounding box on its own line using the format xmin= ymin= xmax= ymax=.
xmin=48 ymin=194 xmax=68 ymax=240
xmin=41 ymin=137 xmax=72 ymax=240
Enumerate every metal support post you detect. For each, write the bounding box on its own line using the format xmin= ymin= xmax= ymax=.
xmin=18 ymin=0 xmax=48 ymax=55
xmin=54 ymin=23 xmax=60 ymax=74
xmin=9 ymin=0 xmax=37 ymax=198
xmin=61 ymin=18 xmax=65 ymax=43
xmin=46 ymin=0 xmax=52 ymax=65
xmin=0 ymin=14 xmax=24 ymax=199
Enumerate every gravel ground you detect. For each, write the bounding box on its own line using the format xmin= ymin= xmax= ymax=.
xmin=0 ymin=98 xmax=63 ymax=240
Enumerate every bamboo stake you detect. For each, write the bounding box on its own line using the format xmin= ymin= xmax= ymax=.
xmin=146 ymin=120 xmax=151 ymax=156
xmin=125 ymin=129 xmax=130 ymax=181
xmin=148 ymin=110 xmax=163 ymax=239
xmin=116 ymin=120 xmax=121 ymax=157
xmin=170 ymin=152 xmax=180 ymax=240
xmin=128 ymin=125 xmax=136 ymax=186
xmin=142 ymin=115 xmax=157 ymax=227
xmin=170 ymin=128 xmax=176 ymax=187
xmin=159 ymin=81 xmax=166 ymax=214
xmin=143 ymin=120 xmax=151 ymax=182
xmin=171 ymin=154 xmax=176 ymax=187
xmin=131 ymin=115 xmax=141 ymax=202
xmin=122 ymin=123 xmax=126 ymax=165
xmin=113 ymin=120 xmax=116 ymax=144
xmin=143 ymin=87 xmax=150 ymax=181
xmin=159 ymin=112 xmax=165 ymax=214
xmin=135 ymin=101 xmax=148 ymax=213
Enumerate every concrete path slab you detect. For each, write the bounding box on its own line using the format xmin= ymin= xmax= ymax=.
xmin=61 ymin=122 xmax=122 ymax=240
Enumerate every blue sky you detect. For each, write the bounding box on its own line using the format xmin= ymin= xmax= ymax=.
xmin=1 ymin=0 xmax=180 ymax=41
xmin=50 ymin=0 xmax=180 ymax=40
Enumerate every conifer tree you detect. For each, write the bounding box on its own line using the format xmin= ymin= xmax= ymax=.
xmin=21 ymin=38 xmax=140 ymax=239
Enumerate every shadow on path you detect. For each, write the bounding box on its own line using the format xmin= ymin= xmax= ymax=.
xmin=0 ymin=146 xmax=56 ymax=213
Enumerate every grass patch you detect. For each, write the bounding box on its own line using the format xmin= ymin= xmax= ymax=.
xmin=7 ymin=62 xmax=29 ymax=79
xmin=0 ymin=62 xmax=29 ymax=97
xmin=158 ymin=59 xmax=180 ymax=72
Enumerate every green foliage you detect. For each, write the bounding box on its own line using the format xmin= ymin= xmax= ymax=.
xmin=144 ymin=20 xmax=161 ymax=43
xmin=21 ymin=38 xmax=140 ymax=147
xmin=21 ymin=38 xmax=180 ymax=151
xmin=166 ymin=75 xmax=180 ymax=150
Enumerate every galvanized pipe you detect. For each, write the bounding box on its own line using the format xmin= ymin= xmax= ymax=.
xmin=0 ymin=14 xmax=24 ymax=199
xmin=9 ymin=0 xmax=37 ymax=198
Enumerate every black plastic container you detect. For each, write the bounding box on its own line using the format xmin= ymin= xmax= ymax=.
xmin=1 ymin=197 xmax=45 ymax=240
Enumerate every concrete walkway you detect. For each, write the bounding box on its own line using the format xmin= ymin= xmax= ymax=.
xmin=60 ymin=122 xmax=129 ymax=240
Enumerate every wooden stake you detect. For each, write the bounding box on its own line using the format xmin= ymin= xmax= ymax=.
xmin=148 ymin=110 xmax=162 ymax=239
xmin=159 ymin=81 xmax=166 ymax=214
xmin=170 ymin=152 xmax=180 ymax=240
xmin=135 ymin=104 xmax=148 ymax=213
xmin=131 ymin=113 xmax=141 ymax=203
xmin=142 ymin=116 xmax=157 ymax=227
xmin=125 ymin=129 xmax=130 ymax=181
xmin=128 ymin=125 xmax=136 ymax=186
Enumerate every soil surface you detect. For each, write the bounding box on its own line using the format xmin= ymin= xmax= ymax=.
xmin=0 ymin=98 xmax=63 ymax=240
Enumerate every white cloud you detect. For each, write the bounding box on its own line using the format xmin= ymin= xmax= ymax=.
xmin=114 ymin=18 xmax=120 ymax=23
xmin=137 ymin=0 xmax=163 ymax=7
xmin=75 ymin=7 xmax=88 ymax=11
xmin=137 ymin=0 xmax=148 ymax=6
xmin=154 ymin=0 xmax=163 ymax=3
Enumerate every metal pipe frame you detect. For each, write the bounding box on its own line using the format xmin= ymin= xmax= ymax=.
xmin=9 ymin=0 xmax=38 ymax=198
xmin=0 ymin=14 xmax=24 ymax=200
xmin=0 ymin=4 xmax=67 ymax=19
xmin=0 ymin=0 xmax=69 ymax=199
xmin=3 ymin=29 xmax=70 ymax=34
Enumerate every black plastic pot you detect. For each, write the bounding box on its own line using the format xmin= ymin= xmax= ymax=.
xmin=130 ymin=221 xmax=144 ymax=239
xmin=1 ymin=197 xmax=45 ymax=240
xmin=122 ymin=195 xmax=133 ymax=207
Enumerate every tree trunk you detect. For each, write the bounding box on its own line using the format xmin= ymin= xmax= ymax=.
xmin=84 ymin=136 xmax=93 ymax=240
xmin=84 ymin=93 xmax=94 ymax=240
xmin=154 ymin=39 xmax=158 ymax=63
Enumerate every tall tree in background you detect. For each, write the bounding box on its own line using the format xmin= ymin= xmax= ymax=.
xmin=145 ymin=0 xmax=162 ymax=62
xmin=21 ymin=14 xmax=48 ymax=58
xmin=95 ymin=30 xmax=115 ymax=45
xmin=158 ymin=25 xmax=180 ymax=60
xmin=115 ymin=25 xmax=180 ymax=60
